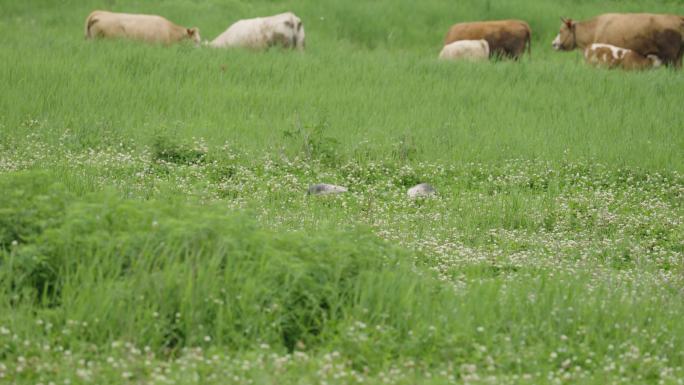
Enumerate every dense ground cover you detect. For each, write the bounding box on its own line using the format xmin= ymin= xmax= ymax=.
xmin=1 ymin=0 xmax=683 ymax=384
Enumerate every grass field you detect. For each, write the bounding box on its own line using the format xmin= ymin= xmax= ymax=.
xmin=1 ymin=0 xmax=683 ymax=384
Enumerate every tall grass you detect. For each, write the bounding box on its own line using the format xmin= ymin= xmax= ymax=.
xmin=1 ymin=171 xmax=682 ymax=383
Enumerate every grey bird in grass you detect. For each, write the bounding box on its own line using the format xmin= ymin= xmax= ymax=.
xmin=407 ymin=183 xmax=436 ymax=198
xmin=307 ymin=183 xmax=348 ymax=195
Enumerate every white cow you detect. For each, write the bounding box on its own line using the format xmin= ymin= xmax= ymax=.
xmin=210 ymin=12 xmax=305 ymax=50
xmin=85 ymin=10 xmax=200 ymax=45
xmin=439 ymin=39 xmax=490 ymax=61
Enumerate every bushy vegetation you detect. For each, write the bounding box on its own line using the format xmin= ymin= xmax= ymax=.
xmin=0 ymin=0 xmax=682 ymax=384
xmin=1 ymin=168 xmax=682 ymax=384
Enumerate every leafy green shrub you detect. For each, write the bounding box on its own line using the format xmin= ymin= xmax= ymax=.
xmin=151 ymin=134 xmax=206 ymax=165
xmin=283 ymin=117 xmax=341 ymax=165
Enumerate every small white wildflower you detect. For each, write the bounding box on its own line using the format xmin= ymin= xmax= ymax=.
xmin=76 ymin=369 xmax=89 ymax=379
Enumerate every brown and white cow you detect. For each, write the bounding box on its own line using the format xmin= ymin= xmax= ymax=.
xmin=584 ymin=43 xmax=662 ymax=70
xmin=444 ymin=20 xmax=531 ymax=59
xmin=209 ymin=12 xmax=305 ymax=51
xmin=85 ymin=11 xmax=200 ymax=45
xmin=552 ymin=13 xmax=684 ymax=67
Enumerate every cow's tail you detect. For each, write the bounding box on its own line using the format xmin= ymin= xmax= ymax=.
xmin=84 ymin=12 xmax=99 ymax=39
xmin=526 ymin=28 xmax=532 ymax=59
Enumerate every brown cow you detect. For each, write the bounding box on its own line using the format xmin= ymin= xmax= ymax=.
xmin=85 ymin=10 xmax=201 ymax=46
xmin=584 ymin=43 xmax=662 ymax=70
xmin=444 ymin=20 xmax=531 ymax=60
xmin=552 ymin=13 xmax=684 ymax=67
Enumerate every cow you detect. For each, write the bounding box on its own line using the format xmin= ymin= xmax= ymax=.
xmin=439 ymin=39 xmax=490 ymax=61
xmin=84 ymin=11 xmax=200 ymax=45
xmin=444 ymin=20 xmax=531 ymax=60
xmin=584 ymin=43 xmax=662 ymax=70
xmin=552 ymin=13 xmax=684 ymax=68
xmin=210 ymin=12 xmax=305 ymax=51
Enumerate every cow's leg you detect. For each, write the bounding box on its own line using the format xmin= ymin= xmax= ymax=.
xmin=512 ymin=43 xmax=524 ymax=61
xmin=668 ymin=38 xmax=683 ymax=68
xmin=654 ymin=29 xmax=682 ymax=68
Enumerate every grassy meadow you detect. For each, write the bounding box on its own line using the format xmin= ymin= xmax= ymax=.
xmin=1 ymin=0 xmax=683 ymax=384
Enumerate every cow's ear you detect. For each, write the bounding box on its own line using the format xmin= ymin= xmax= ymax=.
xmin=187 ymin=28 xmax=196 ymax=36
xmin=564 ymin=18 xmax=574 ymax=29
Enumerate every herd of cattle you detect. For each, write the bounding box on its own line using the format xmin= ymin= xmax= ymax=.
xmin=84 ymin=10 xmax=684 ymax=71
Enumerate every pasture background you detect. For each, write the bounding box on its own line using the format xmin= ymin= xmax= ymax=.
xmin=0 ymin=0 xmax=683 ymax=384
xmin=1 ymin=0 xmax=683 ymax=169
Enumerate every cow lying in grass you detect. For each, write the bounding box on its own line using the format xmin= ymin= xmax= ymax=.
xmin=584 ymin=43 xmax=662 ymax=70
xmin=210 ymin=12 xmax=305 ymax=51
xmin=85 ymin=10 xmax=200 ymax=45
xmin=439 ymin=40 xmax=490 ymax=61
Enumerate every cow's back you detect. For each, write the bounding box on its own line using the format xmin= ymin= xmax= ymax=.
xmin=210 ymin=13 xmax=304 ymax=50
xmin=445 ymin=20 xmax=528 ymax=42
xmin=439 ymin=40 xmax=489 ymax=60
xmin=114 ymin=13 xmax=174 ymax=42
xmin=592 ymin=13 xmax=683 ymax=47
xmin=210 ymin=18 xmax=266 ymax=48
xmin=87 ymin=11 xmax=178 ymax=43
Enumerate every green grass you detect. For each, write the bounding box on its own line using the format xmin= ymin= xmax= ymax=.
xmin=0 ymin=0 xmax=683 ymax=384
xmin=1 ymin=170 xmax=682 ymax=384
xmin=1 ymin=0 xmax=683 ymax=169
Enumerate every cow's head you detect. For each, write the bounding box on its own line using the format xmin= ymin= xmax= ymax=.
xmin=186 ymin=27 xmax=201 ymax=46
xmin=294 ymin=19 xmax=306 ymax=51
xmin=273 ymin=13 xmax=305 ymax=50
xmin=552 ymin=18 xmax=577 ymax=50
